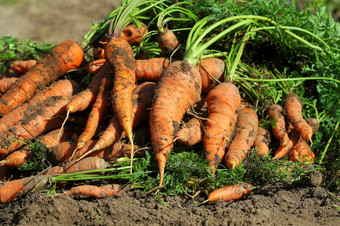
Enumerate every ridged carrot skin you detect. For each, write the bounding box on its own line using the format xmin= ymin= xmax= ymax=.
xmin=135 ymin=58 xmax=170 ymax=81
xmin=150 ymin=61 xmax=202 ymax=186
xmin=208 ymin=183 xmax=253 ymax=202
xmin=0 ymin=77 xmax=18 ymax=94
xmin=253 ymin=126 xmax=271 ymax=157
xmin=0 ymin=40 xmax=84 ymax=115
xmin=63 ymin=156 xmax=108 ymax=174
xmin=10 ymin=60 xmax=37 ymax=75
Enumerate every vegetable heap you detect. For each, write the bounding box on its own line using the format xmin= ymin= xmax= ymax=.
xmin=0 ymin=0 xmax=339 ymax=204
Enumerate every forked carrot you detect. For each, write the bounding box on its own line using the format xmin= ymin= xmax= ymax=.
xmin=10 ymin=60 xmax=37 ymax=75
xmin=207 ymin=183 xmax=253 ymax=202
xmin=64 ymin=184 xmax=122 ymax=198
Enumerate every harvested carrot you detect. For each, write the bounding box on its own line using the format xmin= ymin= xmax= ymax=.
xmin=41 ymin=166 xmax=64 ymax=176
xmin=135 ymin=58 xmax=170 ymax=81
xmin=49 ymin=141 xmax=79 ymax=164
xmin=10 ymin=60 xmax=37 ymax=75
xmin=0 ymin=149 xmax=30 ymax=168
xmin=0 ymin=96 xmax=70 ymax=156
xmin=288 ymin=139 xmax=315 ymax=163
xmin=273 ymin=130 xmax=300 ymax=159
xmin=284 ymin=93 xmax=313 ymax=141
xmin=198 ymin=58 xmax=225 ymax=94
xmin=0 ymin=40 xmax=84 ymax=115
xmin=253 ymin=126 xmax=271 ymax=157
xmin=174 ymin=117 xmax=203 ymax=146
xmin=85 ymin=58 xmax=106 ymax=74
xmin=203 ymin=83 xmax=241 ymax=172
xmin=207 ymin=183 xmax=253 ymax=202
xmin=64 ymin=184 xmax=122 ymax=198
xmin=225 ymin=108 xmax=259 ymax=169
xmin=267 ymin=104 xmax=289 ymax=148
xmin=0 ymin=79 xmax=80 ymax=134
xmin=63 ymin=156 xmax=108 ymax=174
xmin=157 ymin=27 xmax=179 ymax=56
xmin=150 ymin=60 xmax=202 ymax=186
xmin=0 ymin=77 xmax=18 ymax=94
xmin=120 ymin=22 xmax=148 ymax=45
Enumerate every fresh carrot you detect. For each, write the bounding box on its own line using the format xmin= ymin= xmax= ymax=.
xmin=0 ymin=96 xmax=70 ymax=156
xmin=10 ymin=60 xmax=37 ymax=75
xmin=225 ymin=108 xmax=259 ymax=169
xmin=0 ymin=77 xmax=18 ymax=94
xmin=63 ymin=156 xmax=108 ymax=174
xmin=0 ymin=40 xmax=84 ymax=115
xmin=135 ymin=58 xmax=170 ymax=81
xmin=64 ymin=184 xmax=122 ymax=198
xmin=174 ymin=117 xmax=203 ymax=146
xmin=267 ymin=104 xmax=289 ymax=148
xmin=150 ymin=60 xmax=202 ymax=186
xmin=0 ymin=149 xmax=30 ymax=168
xmin=49 ymin=140 xmax=79 ymax=164
xmin=157 ymin=28 xmax=179 ymax=56
xmin=284 ymin=93 xmax=313 ymax=141
xmin=198 ymin=58 xmax=225 ymax=94
xmin=120 ymin=22 xmax=148 ymax=45
xmin=203 ymin=82 xmax=241 ymax=172
xmin=253 ymin=126 xmax=271 ymax=157
xmin=0 ymin=79 xmax=80 ymax=134
xmin=207 ymin=183 xmax=253 ymax=202
xmin=39 ymin=126 xmax=77 ymax=149
xmin=273 ymin=129 xmax=300 ymax=159
xmin=288 ymin=139 xmax=315 ymax=164
xmin=85 ymin=58 xmax=106 ymax=74
xmin=41 ymin=166 xmax=64 ymax=176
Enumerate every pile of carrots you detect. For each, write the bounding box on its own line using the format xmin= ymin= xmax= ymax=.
xmin=0 ymin=0 xmax=322 ymax=203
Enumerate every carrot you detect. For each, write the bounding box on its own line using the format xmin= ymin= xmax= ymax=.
xmin=174 ymin=117 xmax=203 ymax=146
xmin=225 ymin=108 xmax=259 ymax=169
xmin=253 ymin=126 xmax=271 ymax=157
xmin=10 ymin=60 xmax=37 ymax=75
xmin=0 ymin=77 xmax=18 ymax=94
xmin=267 ymin=104 xmax=289 ymax=148
xmin=63 ymin=156 xmax=108 ymax=174
xmin=0 ymin=40 xmax=84 ymax=115
xmin=39 ymin=126 xmax=77 ymax=149
xmin=0 ymin=96 xmax=70 ymax=156
xmin=0 ymin=175 xmax=49 ymax=204
xmin=203 ymin=83 xmax=241 ymax=172
xmin=157 ymin=28 xmax=179 ymax=56
xmin=305 ymin=117 xmax=320 ymax=134
xmin=288 ymin=139 xmax=315 ymax=164
xmin=135 ymin=58 xmax=170 ymax=81
xmin=198 ymin=58 xmax=225 ymax=94
xmin=0 ymin=79 xmax=80 ymax=134
xmin=85 ymin=58 xmax=106 ymax=74
xmin=64 ymin=184 xmax=122 ymax=198
xmin=0 ymin=149 xmax=30 ymax=168
xmin=207 ymin=183 xmax=253 ymax=202
xmin=41 ymin=166 xmax=64 ymax=176
xmin=49 ymin=140 xmax=79 ymax=164
xmin=273 ymin=129 xmax=300 ymax=159
xmin=284 ymin=93 xmax=313 ymax=141
xmin=120 ymin=22 xmax=148 ymax=45
xmin=150 ymin=60 xmax=202 ymax=186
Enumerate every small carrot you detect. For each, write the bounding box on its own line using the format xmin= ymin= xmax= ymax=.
xmin=207 ymin=183 xmax=253 ymax=202
xmin=10 ymin=60 xmax=37 ymax=75
xmin=288 ymin=139 xmax=315 ymax=164
xmin=64 ymin=184 xmax=122 ymax=198
xmin=273 ymin=130 xmax=300 ymax=159
xmin=0 ymin=149 xmax=30 ymax=168
xmin=225 ymin=108 xmax=259 ymax=169
xmin=174 ymin=117 xmax=203 ymax=146
xmin=284 ymin=93 xmax=313 ymax=141
xmin=157 ymin=28 xmax=179 ymax=56
xmin=120 ymin=22 xmax=148 ymax=45
xmin=0 ymin=40 xmax=84 ymax=115
xmin=135 ymin=57 xmax=170 ymax=81
xmin=63 ymin=156 xmax=108 ymax=174
xmin=0 ymin=77 xmax=18 ymax=94
xmin=85 ymin=58 xmax=106 ymax=74
xmin=267 ymin=104 xmax=289 ymax=148
xmin=41 ymin=165 xmax=64 ymax=176
xmin=253 ymin=126 xmax=271 ymax=157
xmin=198 ymin=58 xmax=225 ymax=94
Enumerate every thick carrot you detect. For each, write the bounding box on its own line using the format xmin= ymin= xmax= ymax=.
xmin=157 ymin=27 xmax=179 ymax=56
xmin=0 ymin=77 xmax=18 ymax=94
xmin=135 ymin=58 xmax=170 ymax=81
xmin=273 ymin=130 xmax=300 ymax=159
xmin=253 ymin=126 xmax=271 ymax=157
xmin=85 ymin=58 xmax=106 ymax=74
xmin=267 ymin=104 xmax=289 ymax=147
xmin=0 ymin=40 xmax=84 ymax=115
xmin=284 ymin=93 xmax=313 ymax=141
xmin=0 ymin=79 xmax=80 ymax=134
xmin=63 ymin=156 xmax=108 ymax=174
xmin=104 ymin=37 xmax=136 ymax=169
xmin=10 ymin=60 xmax=37 ymax=75
xmin=49 ymin=140 xmax=79 ymax=164
xmin=120 ymin=22 xmax=148 ymax=45
xmin=64 ymin=184 xmax=122 ymax=198
xmin=225 ymin=108 xmax=259 ymax=169
xmin=0 ymin=149 xmax=30 ymax=168
xmin=174 ymin=117 xmax=203 ymax=146
xmin=198 ymin=58 xmax=225 ymax=94
xmin=150 ymin=60 xmax=202 ymax=186
xmin=207 ymin=183 xmax=253 ymax=202
xmin=41 ymin=166 xmax=64 ymax=176
xmin=288 ymin=139 xmax=315 ymax=163
xmin=203 ymin=83 xmax=241 ymax=172
xmin=0 ymin=96 xmax=69 ymax=156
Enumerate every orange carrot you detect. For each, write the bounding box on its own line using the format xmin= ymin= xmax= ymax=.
xmin=63 ymin=156 xmax=108 ymax=174
xmin=0 ymin=40 xmax=84 ymax=115
xmin=41 ymin=166 xmax=64 ymax=176
xmin=0 ymin=77 xmax=18 ymax=94
xmin=203 ymin=83 xmax=241 ymax=172
xmin=273 ymin=130 xmax=300 ymax=159
xmin=284 ymin=93 xmax=313 ymax=141
xmin=157 ymin=27 xmax=179 ymax=56
xmin=64 ymin=184 xmax=122 ymax=198
xmin=150 ymin=60 xmax=202 ymax=186
xmin=288 ymin=139 xmax=315 ymax=163
xmin=174 ymin=117 xmax=203 ymax=146
xmin=267 ymin=104 xmax=289 ymax=147
xmin=135 ymin=58 xmax=170 ymax=81
xmin=49 ymin=140 xmax=79 ymax=164
xmin=85 ymin=58 xmax=106 ymax=74
xmin=120 ymin=22 xmax=148 ymax=45
xmin=225 ymin=108 xmax=259 ymax=169
xmin=0 ymin=149 xmax=30 ymax=168
xmin=207 ymin=183 xmax=253 ymax=202
xmin=253 ymin=126 xmax=271 ymax=157
xmin=0 ymin=79 xmax=80 ymax=134
xmin=0 ymin=96 xmax=69 ymax=156
xmin=10 ymin=60 xmax=37 ymax=75
xmin=198 ymin=58 xmax=225 ymax=94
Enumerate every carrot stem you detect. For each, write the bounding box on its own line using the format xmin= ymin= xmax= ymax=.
xmin=318 ymin=120 xmax=339 ymax=165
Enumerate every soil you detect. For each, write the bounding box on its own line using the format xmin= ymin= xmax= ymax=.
xmin=0 ymin=1 xmax=339 ymax=225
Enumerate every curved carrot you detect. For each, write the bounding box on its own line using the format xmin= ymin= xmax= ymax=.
xmin=157 ymin=27 xmax=179 ymax=56
xmin=64 ymin=184 xmax=122 ymax=198
xmin=207 ymin=183 xmax=253 ymax=202
xmin=203 ymin=83 xmax=241 ymax=172
xmin=198 ymin=58 xmax=225 ymax=94
xmin=10 ymin=60 xmax=37 ymax=75
xmin=267 ymin=104 xmax=289 ymax=147
xmin=150 ymin=60 xmax=202 ymax=186
xmin=288 ymin=139 xmax=315 ymax=163
xmin=174 ymin=117 xmax=203 ymax=146
xmin=0 ymin=77 xmax=18 ymax=94
xmin=253 ymin=126 xmax=271 ymax=157
xmin=273 ymin=130 xmax=300 ymax=159
xmin=120 ymin=22 xmax=148 ymax=45
xmin=63 ymin=156 xmax=108 ymax=174
xmin=0 ymin=40 xmax=84 ymax=115
xmin=225 ymin=108 xmax=259 ymax=169
xmin=135 ymin=58 xmax=170 ymax=81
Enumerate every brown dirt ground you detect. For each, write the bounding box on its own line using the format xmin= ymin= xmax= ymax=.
xmin=0 ymin=1 xmax=339 ymax=225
